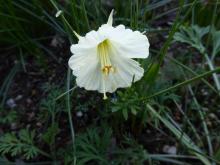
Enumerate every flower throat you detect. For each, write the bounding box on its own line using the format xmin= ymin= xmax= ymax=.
xmin=97 ymin=39 xmax=115 ymax=75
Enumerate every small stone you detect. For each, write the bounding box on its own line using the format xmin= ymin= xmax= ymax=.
xmin=15 ymin=95 xmax=23 ymax=101
xmin=209 ymin=113 xmax=217 ymax=119
xmin=10 ymin=123 xmax=17 ymax=130
xmin=163 ymin=145 xmax=177 ymax=155
xmin=26 ymin=124 xmax=31 ymax=129
xmin=27 ymin=112 xmax=35 ymax=121
xmin=36 ymin=122 xmax=42 ymax=127
xmin=201 ymin=89 xmax=208 ymax=96
xmin=26 ymin=98 xmax=32 ymax=104
xmin=51 ymin=37 xmax=59 ymax=47
xmin=50 ymin=35 xmax=64 ymax=47
xmin=206 ymin=121 xmax=212 ymax=127
xmin=6 ymin=98 xmax=16 ymax=108
xmin=76 ymin=111 xmax=83 ymax=118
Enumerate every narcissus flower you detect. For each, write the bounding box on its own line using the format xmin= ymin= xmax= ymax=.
xmin=68 ymin=10 xmax=150 ymax=99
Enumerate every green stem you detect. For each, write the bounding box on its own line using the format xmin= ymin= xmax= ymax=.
xmin=66 ymin=67 xmax=76 ymax=159
xmin=80 ymin=0 xmax=90 ymax=30
xmin=167 ymin=56 xmax=218 ymax=94
xmin=207 ymin=0 xmax=218 ymax=56
xmin=36 ymin=148 xmax=51 ymax=158
xmin=70 ymin=0 xmax=79 ymax=32
xmin=145 ymin=0 xmax=194 ymax=84
xmin=55 ymin=86 xmax=77 ymax=101
xmin=50 ymin=0 xmax=76 ymax=42
xmin=50 ymin=104 xmax=57 ymax=163
xmin=187 ymin=85 xmax=214 ymax=163
xmin=173 ymin=100 xmax=203 ymax=143
xmin=204 ymin=53 xmax=220 ymax=92
xmin=145 ymin=67 xmax=220 ymax=100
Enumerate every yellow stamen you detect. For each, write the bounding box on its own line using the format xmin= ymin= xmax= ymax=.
xmin=98 ymin=39 xmax=115 ymax=75
xmin=97 ymin=39 xmax=116 ymax=99
xmin=102 ymin=66 xmax=113 ymax=75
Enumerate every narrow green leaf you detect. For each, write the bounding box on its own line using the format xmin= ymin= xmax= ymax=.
xmin=147 ymin=104 xmax=211 ymax=165
xmin=145 ymin=67 xmax=220 ymax=100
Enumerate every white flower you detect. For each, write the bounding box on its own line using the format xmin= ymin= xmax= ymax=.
xmin=68 ymin=10 xmax=150 ymax=99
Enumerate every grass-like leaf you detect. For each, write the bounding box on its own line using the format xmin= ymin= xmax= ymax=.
xmin=147 ymin=104 xmax=212 ymax=165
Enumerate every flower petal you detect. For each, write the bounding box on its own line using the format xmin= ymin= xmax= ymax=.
xmin=71 ymin=30 xmax=104 ymax=55
xmin=96 ymin=47 xmax=144 ymax=93
xmin=107 ymin=51 xmax=144 ymax=92
xmin=69 ymin=38 xmax=105 ymax=92
xmin=69 ymin=51 xmax=103 ymax=91
xmin=68 ymin=42 xmax=144 ymax=94
xmin=98 ymin=25 xmax=149 ymax=59
xmin=76 ymin=61 xmax=102 ymax=91
xmin=107 ymin=9 xmax=114 ymax=26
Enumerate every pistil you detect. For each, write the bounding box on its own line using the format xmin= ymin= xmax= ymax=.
xmin=97 ymin=39 xmax=115 ymax=99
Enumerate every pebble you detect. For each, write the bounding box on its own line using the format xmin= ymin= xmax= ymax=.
xmin=15 ymin=95 xmax=23 ymax=101
xmin=26 ymin=98 xmax=32 ymax=104
xmin=201 ymin=89 xmax=208 ymax=96
xmin=6 ymin=98 xmax=16 ymax=108
xmin=76 ymin=111 xmax=83 ymax=118
xmin=10 ymin=123 xmax=17 ymax=130
xmin=162 ymin=145 xmax=177 ymax=154
xmin=36 ymin=122 xmax=42 ymax=127
xmin=50 ymin=35 xmax=64 ymax=47
xmin=209 ymin=113 xmax=218 ymax=120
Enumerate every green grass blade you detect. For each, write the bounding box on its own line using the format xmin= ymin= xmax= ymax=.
xmin=187 ymin=85 xmax=214 ymax=163
xmin=145 ymin=67 xmax=220 ymax=100
xmin=147 ymin=104 xmax=212 ymax=165
xmin=145 ymin=0 xmax=196 ymax=84
xmin=167 ymin=56 xmax=218 ymax=94
xmin=0 ymin=63 xmax=20 ymax=106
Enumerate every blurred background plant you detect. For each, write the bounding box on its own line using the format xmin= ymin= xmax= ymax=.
xmin=1 ymin=0 xmax=220 ymax=164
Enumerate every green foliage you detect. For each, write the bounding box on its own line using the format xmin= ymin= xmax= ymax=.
xmin=0 ymin=110 xmax=17 ymax=124
xmin=40 ymin=85 xmax=64 ymax=114
xmin=214 ymin=147 xmax=220 ymax=162
xmin=42 ymin=123 xmax=60 ymax=146
xmin=64 ymin=126 xmax=151 ymax=165
xmin=211 ymin=28 xmax=220 ymax=58
xmin=174 ymin=24 xmax=220 ymax=91
xmin=75 ymin=127 xmax=112 ymax=165
xmin=144 ymin=62 xmax=160 ymax=85
xmin=0 ymin=129 xmax=39 ymax=160
xmin=174 ymin=25 xmax=210 ymax=53
xmin=114 ymin=136 xmax=148 ymax=164
xmin=111 ymin=90 xmax=141 ymax=120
